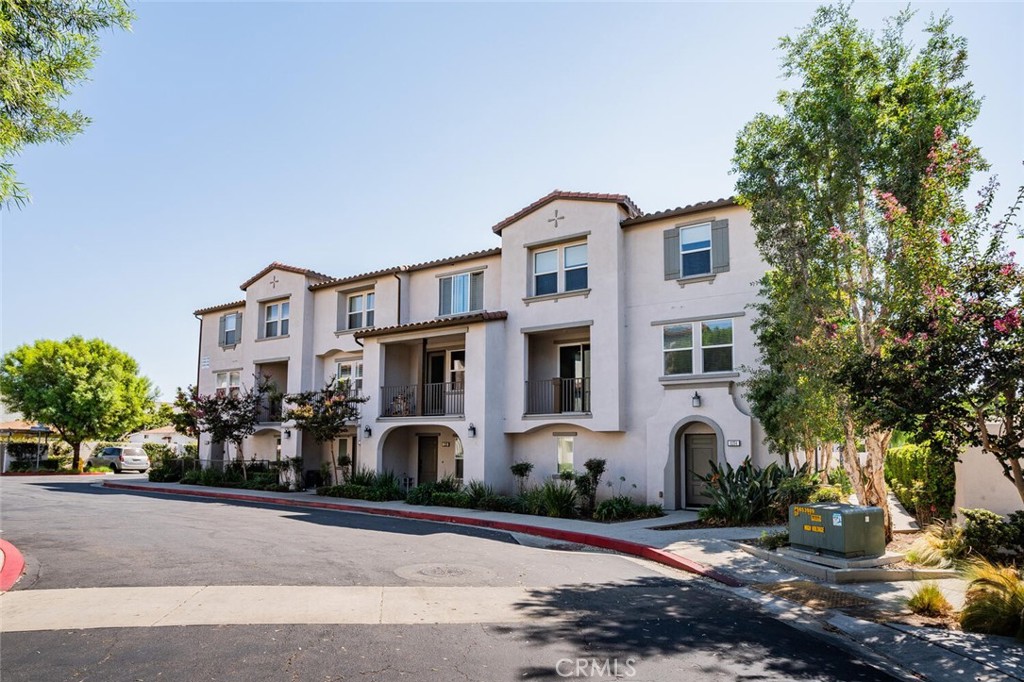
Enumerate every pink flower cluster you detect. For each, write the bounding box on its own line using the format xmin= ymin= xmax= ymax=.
xmin=994 ymin=308 xmax=1021 ymax=334
xmin=940 ymin=230 xmax=952 ymax=245
xmin=875 ymin=191 xmax=907 ymax=223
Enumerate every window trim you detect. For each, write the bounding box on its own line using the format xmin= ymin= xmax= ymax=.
xmin=661 ymin=317 xmax=735 ymax=376
xmin=528 ymin=239 xmax=588 ymax=298
xmin=556 ymin=436 xmax=574 ymax=474
xmin=263 ymin=299 xmax=290 ymax=339
xmin=215 ymin=370 xmax=242 ymax=397
xmin=438 ymin=270 xmax=484 ymax=316
xmin=679 ymin=222 xmax=713 ymax=278
xmin=346 ymin=291 xmax=375 ymax=330
xmin=335 ymin=360 xmax=364 ymax=396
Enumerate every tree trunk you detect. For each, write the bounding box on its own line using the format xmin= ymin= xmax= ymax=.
xmin=1009 ymin=457 xmax=1024 ymax=506
xmin=329 ymin=440 xmax=338 ymax=486
xmin=863 ymin=429 xmax=893 ymax=542
xmin=819 ymin=443 xmax=833 ymax=483
xmin=72 ymin=441 xmax=83 ymax=472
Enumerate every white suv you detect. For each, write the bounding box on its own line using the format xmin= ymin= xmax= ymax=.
xmin=90 ymin=446 xmax=150 ymax=473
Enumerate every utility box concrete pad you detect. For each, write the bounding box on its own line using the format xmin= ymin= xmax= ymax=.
xmin=789 ymin=503 xmax=885 ymax=558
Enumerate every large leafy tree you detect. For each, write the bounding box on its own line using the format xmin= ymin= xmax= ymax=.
xmin=733 ymin=4 xmax=983 ymax=536
xmin=0 ymin=336 xmax=155 ymax=469
xmin=1 ymin=0 xmax=133 ymax=208
xmin=285 ymin=380 xmax=366 ymax=484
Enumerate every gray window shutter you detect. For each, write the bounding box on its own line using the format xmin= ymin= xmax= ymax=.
xmin=711 ymin=219 xmax=730 ymax=273
xmin=439 ymin=278 xmax=452 ymax=316
xmin=218 ymin=315 xmax=227 ymax=346
xmin=469 ymin=272 xmax=483 ymax=311
xmin=235 ymin=312 xmax=242 ymax=341
xmin=663 ymin=228 xmax=680 ymax=280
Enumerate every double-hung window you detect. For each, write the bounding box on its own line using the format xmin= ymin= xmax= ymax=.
xmin=335 ymin=361 xmax=363 ymax=395
xmin=215 ymin=371 xmax=241 ymax=397
xmin=662 ymin=319 xmax=734 ymax=374
xmin=264 ymin=301 xmax=289 ymax=338
xmin=219 ymin=312 xmax=242 ymax=346
xmin=680 ymin=223 xmax=712 ymax=277
xmin=347 ymin=292 xmax=374 ymax=330
xmin=532 ymin=242 xmax=588 ymax=296
xmin=557 ymin=436 xmax=574 ymax=474
xmin=439 ymin=271 xmax=483 ymax=316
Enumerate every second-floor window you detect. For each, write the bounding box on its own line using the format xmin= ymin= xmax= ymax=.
xmin=335 ymin=361 xmax=363 ymax=395
xmin=532 ymin=242 xmax=588 ymax=296
xmin=347 ymin=292 xmax=375 ymax=330
xmin=439 ymin=271 xmax=483 ymax=316
xmin=219 ymin=312 xmax=242 ymax=346
xmin=680 ymin=223 xmax=712 ymax=277
xmin=264 ymin=301 xmax=289 ymax=338
xmin=216 ymin=370 xmax=241 ymax=397
xmin=663 ymin=318 xmax=734 ymax=375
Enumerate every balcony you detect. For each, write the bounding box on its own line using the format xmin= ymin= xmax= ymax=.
xmin=380 ymin=382 xmax=465 ymax=418
xmin=524 ymin=377 xmax=591 ymax=415
xmin=258 ymin=396 xmax=284 ymax=423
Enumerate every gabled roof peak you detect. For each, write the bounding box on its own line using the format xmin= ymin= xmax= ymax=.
xmin=491 ymin=190 xmax=642 ymax=234
xmin=239 ymin=262 xmax=332 ymax=291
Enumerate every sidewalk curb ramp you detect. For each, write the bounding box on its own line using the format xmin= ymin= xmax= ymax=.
xmin=102 ymin=481 xmax=743 ymax=587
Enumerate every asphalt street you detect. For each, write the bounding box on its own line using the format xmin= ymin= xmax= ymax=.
xmin=0 ymin=476 xmax=901 ymax=681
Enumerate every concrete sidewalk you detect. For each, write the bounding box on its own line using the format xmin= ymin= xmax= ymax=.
xmin=99 ymin=479 xmax=1023 ymax=681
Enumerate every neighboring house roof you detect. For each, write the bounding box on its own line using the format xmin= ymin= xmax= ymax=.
xmin=354 ymin=311 xmax=508 ymax=339
xmin=239 ymin=262 xmax=333 ymax=291
xmin=0 ymin=420 xmax=52 ymax=434
xmin=620 ymin=196 xmax=738 ymax=228
xmin=131 ymin=426 xmax=181 ymax=436
xmin=492 ymin=190 xmax=642 ymax=234
xmin=193 ymin=299 xmax=246 ymax=316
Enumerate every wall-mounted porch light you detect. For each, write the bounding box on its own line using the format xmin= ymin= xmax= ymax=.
xmin=692 ymin=392 xmax=702 ymax=408
xmin=283 ymin=429 xmax=292 ymax=439
xmin=363 ymin=425 xmax=372 ymax=438
xmin=468 ymin=423 xmax=476 ymax=437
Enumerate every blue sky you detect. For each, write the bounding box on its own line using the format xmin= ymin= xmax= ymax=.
xmin=2 ymin=1 xmax=1022 ymax=401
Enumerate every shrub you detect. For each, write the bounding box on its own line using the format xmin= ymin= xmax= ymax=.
xmin=317 ymin=483 xmax=404 ymax=501
xmin=809 ymin=485 xmax=843 ymax=503
xmin=827 ymin=467 xmax=853 ymax=496
xmin=759 ymin=530 xmax=789 ymax=550
xmin=141 ymin=443 xmax=176 ymax=467
xmin=465 ymin=480 xmax=494 ymax=508
xmin=539 ymin=480 xmax=578 ymax=518
xmin=956 ymin=509 xmax=1024 ymax=565
xmin=884 ymin=443 xmax=956 ymax=525
xmin=510 ymin=461 xmax=534 ymax=494
xmin=698 ymin=459 xmax=820 ymax=526
xmin=906 ymin=521 xmax=967 ymax=568
xmin=406 ymin=483 xmax=436 ymax=506
xmin=431 ymin=492 xmax=472 ymax=508
xmin=771 ymin=467 xmax=818 ymax=520
xmin=960 ymin=559 xmax=1024 ymax=640
xmin=906 ymin=582 xmax=952 ymax=617
xmin=183 ymin=443 xmax=198 ymax=459
xmin=349 ymin=467 xmax=379 ymax=487
xmin=518 ymin=486 xmax=546 ymax=516
xmin=476 ymin=495 xmax=521 ymax=513
xmin=593 ymin=495 xmax=665 ymax=522
xmin=574 ymin=458 xmax=606 ymax=516
xmin=433 ymin=474 xmax=463 ymax=494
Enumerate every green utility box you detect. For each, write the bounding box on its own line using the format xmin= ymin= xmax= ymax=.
xmin=789 ymin=503 xmax=885 ymax=559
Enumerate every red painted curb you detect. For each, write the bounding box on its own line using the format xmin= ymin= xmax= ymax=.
xmin=0 ymin=539 xmax=26 ymax=592
xmin=1 ymin=471 xmax=109 ymax=477
xmin=103 ymin=481 xmax=743 ymax=587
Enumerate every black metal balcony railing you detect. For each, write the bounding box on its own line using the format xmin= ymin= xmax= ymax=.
xmin=524 ymin=377 xmax=591 ymax=415
xmin=258 ymin=396 xmax=284 ymax=423
xmin=380 ymin=383 xmax=464 ymax=417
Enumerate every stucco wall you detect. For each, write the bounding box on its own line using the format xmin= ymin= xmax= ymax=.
xmin=955 ymin=445 xmax=1024 ymax=517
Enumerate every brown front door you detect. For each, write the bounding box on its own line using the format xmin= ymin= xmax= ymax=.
xmin=685 ymin=434 xmax=716 ymax=507
xmin=417 ymin=436 xmax=438 ymax=486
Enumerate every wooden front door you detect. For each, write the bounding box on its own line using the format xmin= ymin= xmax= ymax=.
xmin=684 ymin=433 xmax=716 ymax=507
xmin=417 ymin=436 xmax=438 ymax=486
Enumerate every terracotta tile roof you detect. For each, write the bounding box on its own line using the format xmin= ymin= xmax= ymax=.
xmin=405 ymin=247 xmax=501 ymax=273
xmin=491 ymin=190 xmax=642 ymax=234
xmin=354 ymin=311 xmax=508 ymax=339
xmin=309 ymin=248 xmax=501 ymax=291
xmin=239 ymin=262 xmax=333 ymax=291
xmin=308 ymin=265 xmax=407 ymax=291
xmin=620 ymin=196 xmax=738 ymax=227
xmin=193 ymin=299 xmax=246 ymax=316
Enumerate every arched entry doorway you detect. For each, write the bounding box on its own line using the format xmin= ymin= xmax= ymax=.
xmin=381 ymin=425 xmax=464 ymax=490
xmin=673 ymin=418 xmax=724 ymax=509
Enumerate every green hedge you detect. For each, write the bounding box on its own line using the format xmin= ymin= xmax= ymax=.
xmin=884 ymin=444 xmax=956 ymax=524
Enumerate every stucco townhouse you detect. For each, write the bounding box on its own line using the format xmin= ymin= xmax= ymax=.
xmin=193 ymin=190 xmax=772 ymax=509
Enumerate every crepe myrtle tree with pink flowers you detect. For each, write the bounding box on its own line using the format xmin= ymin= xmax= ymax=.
xmin=735 ymin=4 xmax=984 ymax=538
xmin=846 ymin=168 xmax=1024 ymax=503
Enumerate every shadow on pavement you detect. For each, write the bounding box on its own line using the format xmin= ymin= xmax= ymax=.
xmin=499 ymin=575 xmax=898 ymax=681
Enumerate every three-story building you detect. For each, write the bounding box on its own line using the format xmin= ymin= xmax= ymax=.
xmin=193 ymin=190 xmax=772 ymax=508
